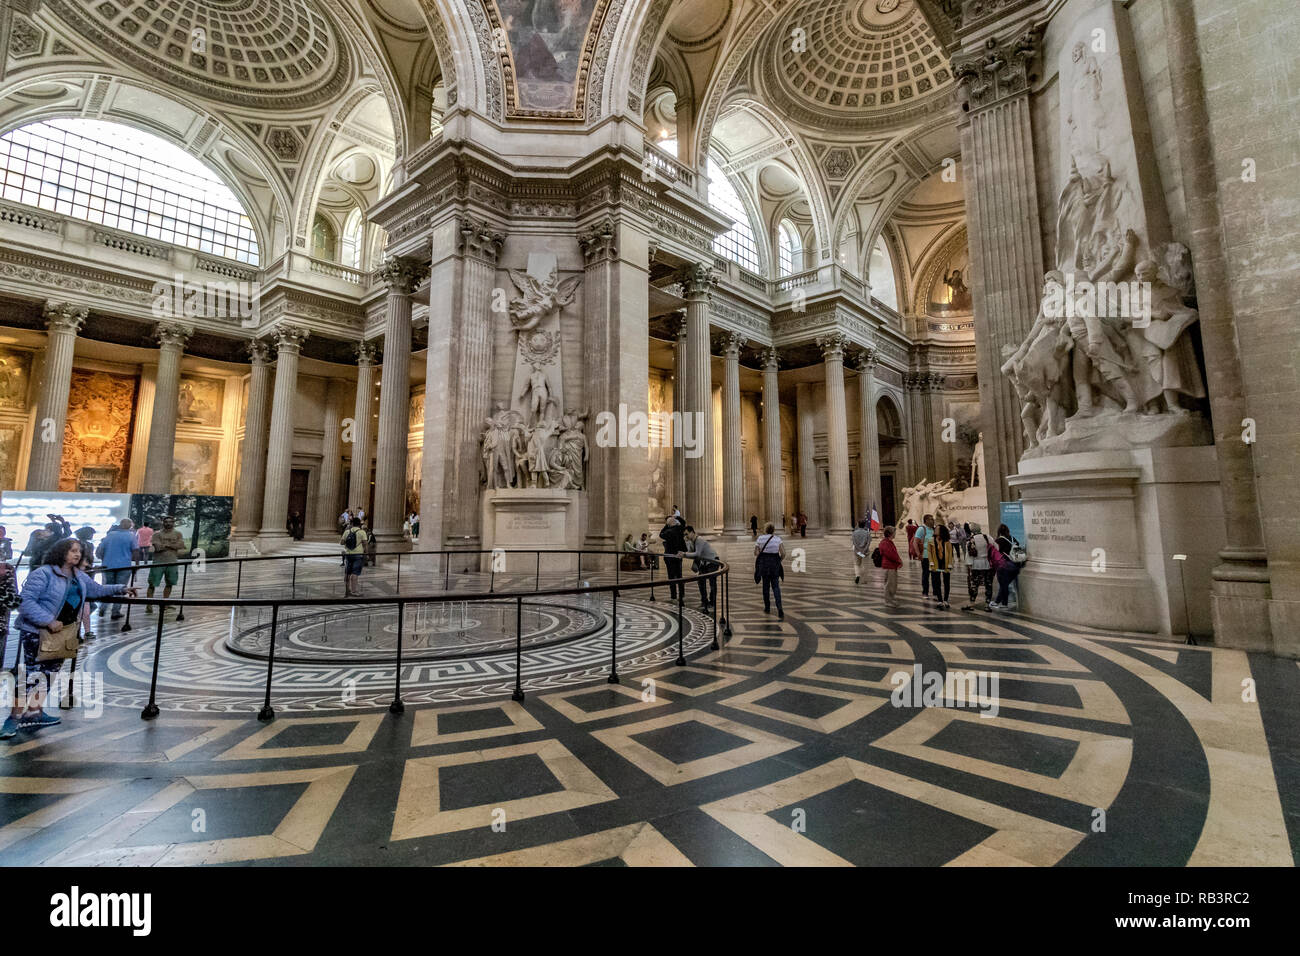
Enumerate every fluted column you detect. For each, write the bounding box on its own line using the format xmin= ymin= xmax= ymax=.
xmin=373 ymin=257 xmax=429 ymax=548
xmin=721 ymin=331 xmax=747 ymax=535
xmin=142 ymin=321 xmax=193 ymax=493
xmin=761 ymin=347 xmax=783 ymax=529
xmin=680 ymin=264 xmax=716 ymax=531
xmin=818 ymin=333 xmax=853 ymax=534
xmin=347 ymin=342 xmax=377 ymax=512
xmin=796 ymin=382 xmax=820 ymax=532
xmin=258 ymin=325 xmax=309 ymax=546
xmin=232 ymin=339 xmax=273 ymax=541
xmin=316 ymin=378 xmax=347 ymax=533
xmin=925 ymin=371 xmax=944 ymax=479
xmin=953 ymin=26 xmax=1046 ymax=516
xmin=671 ymin=312 xmax=688 ymax=514
xmin=856 ymin=347 xmax=882 ymax=525
xmin=27 ymin=302 xmax=86 ymax=490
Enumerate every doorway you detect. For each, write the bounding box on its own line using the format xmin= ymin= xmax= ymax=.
xmin=881 ymin=474 xmax=896 ymax=528
xmin=288 ymin=468 xmax=309 ymax=539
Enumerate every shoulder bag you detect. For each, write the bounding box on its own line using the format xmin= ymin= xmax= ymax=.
xmin=36 ymin=621 xmax=81 ymax=661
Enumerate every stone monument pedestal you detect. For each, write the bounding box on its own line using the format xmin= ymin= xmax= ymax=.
xmin=942 ymin=486 xmax=989 ymax=530
xmin=1008 ymin=446 xmax=1222 ymax=638
xmin=481 ymin=487 xmax=585 ymax=577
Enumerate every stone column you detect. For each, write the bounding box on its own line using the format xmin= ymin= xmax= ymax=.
xmin=761 ymin=347 xmax=783 ymax=529
xmin=953 ymin=27 xmax=1047 ymax=516
xmin=141 ymin=321 xmax=193 ymax=494
xmin=671 ymin=312 xmax=688 ymax=514
xmin=28 ymin=303 xmax=86 ymax=490
xmin=258 ymin=326 xmax=309 ymax=547
xmin=925 ymin=371 xmax=945 ymax=478
xmin=232 ymin=339 xmax=273 ymax=542
xmin=679 ymin=264 xmax=716 ymax=532
xmin=1161 ymin=0 xmax=1274 ymax=649
xmin=316 ymin=378 xmax=347 ymax=534
xmin=856 ymin=347 xmax=882 ymax=525
xmin=372 ymin=257 xmax=429 ymax=549
xmin=818 ymin=333 xmax=853 ymax=534
xmin=720 ymin=331 xmax=747 ymax=535
xmin=796 ymin=381 xmax=820 ymax=532
xmin=346 ymin=342 xmax=377 ymax=512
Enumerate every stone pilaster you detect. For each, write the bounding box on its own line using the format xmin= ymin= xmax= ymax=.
xmin=316 ymin=377 xmax=347 ymax=534
xmin=761 ymin=347 xmax=783 ymax=529
xmin=232 ymin=339 xmax=273 ymax=541
xmin=953 ymin=25 xmax=1046 ymax=516
xmin=856 ymin=347 xmax=882 ymax=525
xmin=720 ymin=331 xmax=747 ymax=535
xmin=142 ymin=321 xmax=193 ymax=494
xmin=818 ymin=333 xmax=853 ymax=534
xmin=796 ymin=381 xmax=820 ymax=532
xmin=670 ymin=311 xmax=688 ymax=516
xmin=27 ymin=302 xmax=86 ymax=491
xmin=925 ymin=371 xmax=945 ymax=479
xmin=679 ymin=263 xmax=716 ymax=532
xmin=258 ymin=325 xmax=309 ymax=547
xmin=373 ymin=257 xmax=429 ymax=548
xmin=347 ymin=342 xmax=378 ymax=513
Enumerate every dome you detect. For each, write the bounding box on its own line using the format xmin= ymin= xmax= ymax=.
xmin=763 ymin=0 xmax=953 ymax=129
xmin=46 ymin=0 xmax=350 ymax=111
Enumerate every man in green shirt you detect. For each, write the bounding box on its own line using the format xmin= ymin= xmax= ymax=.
xmin=340 ymin=516 xmax=370 ymax=596
xmin=146 ymin=516 xmax=189 ymax=611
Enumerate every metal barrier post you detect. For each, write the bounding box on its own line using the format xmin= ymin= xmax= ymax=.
xmin=649 ymin=560 xmax=656 ymax=602
xmin=258 ymin=604 xmax=279 ymax=721
xmin=236 ymin=559 xmax=243 ymax=597
xmin=390 ymin=601 xmax=405 ymax=715
xmin=141 ymin=602 xmax=165 ymax=720
xmin=444 ymin=554 xmax=451 ymax=592
xmin=576 ymin=552 xmax=581 ymax=588
xmin=676 ymin=587 xmax=686 ymax=666
xmin=535 ymin=551 xmax=541 ymax=591
xmin=122 ymin=567 xmax=137 ymax=632
xmin=396 ymin=552 xmax=402 ymax=594
xmin=512 ymin=596 xmax=525 ymax=702
xmin=723 ymin=568 xmax=732 ymax=637
xmin=710 ymin=572 xmax=719 ymax=651
xmin=607 ymin=588 xmax=619 ymax=684
xmin=61 ymin=648 xmax=78 ymax=710
xmin=176 ymin=563 xmax=189 ymax=622
xmin=291 ymin=557 xmax=297 ymax=598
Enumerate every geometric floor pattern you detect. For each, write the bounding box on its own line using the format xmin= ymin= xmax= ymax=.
xmin=2 ymin=539 xmax=1297 ymax=866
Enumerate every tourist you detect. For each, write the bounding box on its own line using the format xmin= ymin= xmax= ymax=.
xmin=340 ymin=516 xmax=369 ymax=596
xmin=658 ymin=515 xmax=686 ymax=600
xmin=962 ymin=522 xmax=995 ymax=611
xmin=136 ymin=519 xmax=156 ymax=565
xmin=25 ymin=526 xmax=54 ymax=568
xmin=754 ymin=522 xmax=785 ymax=619
xmin=928 ymin=523 xmax=954 ymax=609
xmin=145 ymin=516 xmax=189 ymax=613
xmin=949 ymin=520 xmax=967 ymax=569
xmin=852 ymin=519 xmax=871 ymax=584
xmin=905 ymin=519 xmax=919 ymax=561
xmin=364 ymin=519 xmax=377 ymax=566
xmin=919 ymin=514 xmax=936 ymax=598
xmin=992 ymin=523 xmax=1024 ymax=610
xmin=94 ymin=518 xmax=137 ymax=622
xmin=684 ymin=526 xmax=719 ymax=611
xmin=797 ymin=511 xmax=808 ymax=538
xmin=0 ymin=525 xmax=11 ymax=565
xmin=636 ymin=532 xmax=655 ymax=570
xmin=2 ymin=537 xmax=134 ymax=738
xmin=46 ymin=514 xmax=71 ymax=539
xmin=620 ymin=533 xmax=639 ymax=572
xmin=878 ymin=525 xmax=903 ymax=608
xmin=339 ymin=508 xmax=352 ymax=533
xmin=403 ymin=516 xmax=413 ymax=542
xmin=410 ymin=512 xmax=420 ymax=542
xmin=750 ymin=514 xmax=759 ymax=539
xmin=74 ymin=526 xmax=97 ymax=637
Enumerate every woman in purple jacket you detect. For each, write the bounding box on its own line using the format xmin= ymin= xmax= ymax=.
xmin=2 ymin=538 xmax=134 ymax=738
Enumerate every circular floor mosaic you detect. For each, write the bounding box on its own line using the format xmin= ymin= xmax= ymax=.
xmin=224 ymin=599 xmax=609 ymax=664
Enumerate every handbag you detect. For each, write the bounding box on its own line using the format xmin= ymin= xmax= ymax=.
xmin=36 ymin=622 xmax=81 ymax=661
xmin=870 ymin=547 xmax=883 ymax=568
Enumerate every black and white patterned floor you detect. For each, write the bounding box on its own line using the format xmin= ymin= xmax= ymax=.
xmin=2 ymin=541 xmax=1297 ymax=867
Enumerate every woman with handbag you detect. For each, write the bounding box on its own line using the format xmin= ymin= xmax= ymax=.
xmin=991 ymin=524 xmax=1024 ymax=610
xmin=1 ymin=538 xmax=135 ymax=738
xmin=753 ymin=523 xmax=786 ymax=619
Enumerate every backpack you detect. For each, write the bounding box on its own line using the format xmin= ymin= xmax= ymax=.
xmin=343 ymin=529 xmax=358 ymax=550
xmin=870 ymin=546 xmax=883 ymax=568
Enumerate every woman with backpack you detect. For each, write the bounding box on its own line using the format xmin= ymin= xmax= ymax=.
xmin=992 ymin=523 xmax=1024 ymax=610
xmin=961 ymin=522 xmax=996 ymax=611
xmin=928 ymin=524 xmax=954 ymax=609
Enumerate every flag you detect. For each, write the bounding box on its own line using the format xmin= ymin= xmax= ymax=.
xmin=870 ymin=506 xmax=881 ymax=531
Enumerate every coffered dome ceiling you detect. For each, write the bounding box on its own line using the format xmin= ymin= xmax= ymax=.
xmin=45 ymin=0 xmax=351 ymax=111
xmin=761 ymin=0 xmax=952 ymax=130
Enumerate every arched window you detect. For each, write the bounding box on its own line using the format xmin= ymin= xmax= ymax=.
xmin=312 ymin=214 xmax=337 ymax=262
xmin=341 ymin=208 xmax=364 ymax=270
xmin=0 ymin=118 xmax=259 ymax=264
xmin=777 ymin=220 xmax=802 ymax=276
xmin=706 ymin=157 xmax=760 ymax=272
xmin=870 ymin=236 xmax=899 ymax=312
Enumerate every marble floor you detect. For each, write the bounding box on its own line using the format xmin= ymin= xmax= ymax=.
xmin=1 ymin=539 xmax=1296 ymax=867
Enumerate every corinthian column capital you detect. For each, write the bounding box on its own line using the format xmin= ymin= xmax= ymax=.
xmin=952 ymin=23 xmax=1043 ymax=113
xmin=377 ymin=256 xmax=429 ymax=295
xmin=457 ymin=217 xmax=506 ymax=263
xmin=154 ymin=321 xmax=194 ymax=351
xmin=246 ymin=337 xmax=274 ymax=365
xmin=578 ymin=216 xmax=618 ymax=264
xmin=816 ymin=332 xmax=850 ymax=362
xmin=272 ymin=325 xmax=310 ymax=354
xmin=43 ymin=301 xmax=88 ymax=334
xmin=678 ymin=263 xmax=717 ymax=300
xmin=354 ymin=340 xmax=379 ymax=366
xmin=721 ymin=331 xmax=748 ymax=358
xmin=760 ymin=346 xmax=782 ymax=370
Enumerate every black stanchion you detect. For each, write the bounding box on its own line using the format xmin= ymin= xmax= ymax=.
xmin=60 ymin=648 xmax=77 ymax=710
xmin=258 ymin=604 xmax=279 ymax=722
xmin=291 ymin=557 xmax=297 ymax=599
xmin=122 ymin=567 xmax=136 ymax=632
xmin=141 ymin=602 xmax=165 ymax=720
xmin=649 ymin=560 xmax=655 ymax=601
xmin=236 ymin=559 xmax=243 ymax=597
xmin=607 ymin=588 xmax=619 ymax=684
xmin=723 ymin=569 xmax=732 ymax=637
xmin=535 ymin=551 xmax=541 ymax=591
xmin=676 ymin=587 xmax=686 ymax=666
xmin=390 ymin=601 xmax=405 ymax=715
xmin=396 ymin=552 xmax=402 ymax=595
xmin=512 ymin=595 xmax=525 ymax=702
xmin=176 ymin=563 xmax=188 ymax=622
xmin=710 ymin=574 xmax=719 ymax=651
